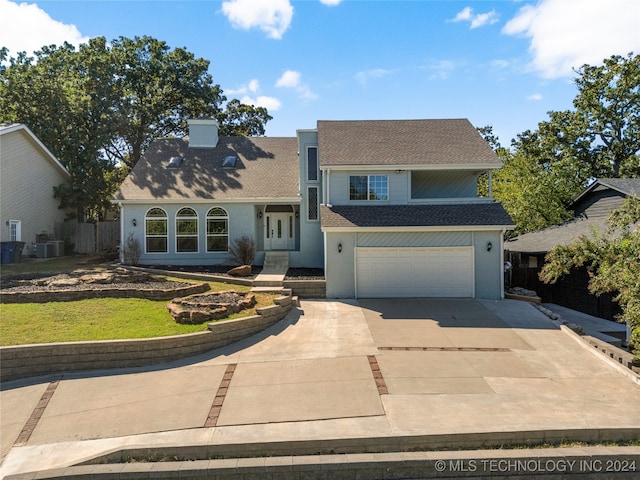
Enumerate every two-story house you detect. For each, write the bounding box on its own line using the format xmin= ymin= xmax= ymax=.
xmin=114 ymin=118 xmax=514 ymax=299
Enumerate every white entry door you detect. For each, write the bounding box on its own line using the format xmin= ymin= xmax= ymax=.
xmin=356 ymin=247 xmax=474 ymax=298
xmin=266 ymin=213 xmax=294 ymax=250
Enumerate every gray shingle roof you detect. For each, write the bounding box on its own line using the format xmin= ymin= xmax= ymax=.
xmin=114 ymin=136 xmax=299 ymax=201
xmin=590 ymin=178 xmax=640 ymax=198
xmin=507 ymin=177 xmax=640 ymax=253
xmin=504 ymin=215 xmax=609 ymax=253
xmin=317 ymin=119 xmax=501 ymax=167
xmin=320 ymin=203 xmax=514 ymax=229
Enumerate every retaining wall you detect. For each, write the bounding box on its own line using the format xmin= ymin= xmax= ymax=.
xmin=284 ymin=279 xmax=326 ymax=298
xmin=0 ymin=292 xmax=295 ymax=383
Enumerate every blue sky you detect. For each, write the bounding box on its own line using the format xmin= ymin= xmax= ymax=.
xmin=1 ymin=0 xmax=639 ymax=146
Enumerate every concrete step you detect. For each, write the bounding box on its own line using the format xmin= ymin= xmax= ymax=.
xmin=263 ymin=251 xmax=289 ymax=273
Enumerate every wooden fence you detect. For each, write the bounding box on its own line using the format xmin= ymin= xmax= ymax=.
xmin=63 ymin=221 xmax=120 ymax=255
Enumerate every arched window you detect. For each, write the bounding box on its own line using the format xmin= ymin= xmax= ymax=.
xmin=176 ymin=207 xmax=198 ymax=253
xmin=145 ymin=208 xmax=168 ymax=253
xmin=206 ymin=207 xmax=228 ymax=252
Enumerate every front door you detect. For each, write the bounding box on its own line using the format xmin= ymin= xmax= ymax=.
xmin=266 ymin=212 xmax=294 ymax=250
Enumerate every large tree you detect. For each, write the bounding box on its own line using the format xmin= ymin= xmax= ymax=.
xmin=540 ymin=197 xmax=640 ymax=359
xmin=489 ymin=53 xmax=639 ymax=234
xmin=0 ymin=36 xmax=272 ymax=220
xmin=571 ymin=53 xmax=640 ymax=177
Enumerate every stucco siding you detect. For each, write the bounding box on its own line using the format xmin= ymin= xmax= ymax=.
xmin=325 ymin=229 xmax=505 ymax=300
xmin=297 ymin=130 xmax=324 ymax=268
xmin=328 ymin=170 xmax=409 ymax=205
xmin=473 ymin=230 xmax=503 ymax=300
xmin=325 ymin=231 xmax=356 ymax=298
xmin=121 ymin=203 xmax=256 ymax=266
xmin=0 ymin=129 xmax=69 ymax=249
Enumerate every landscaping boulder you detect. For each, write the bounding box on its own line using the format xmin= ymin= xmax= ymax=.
xmin=167 ymin=291 xmax=256 ymax=324
xmin=227 ymin=265 xmax=252 ymax=277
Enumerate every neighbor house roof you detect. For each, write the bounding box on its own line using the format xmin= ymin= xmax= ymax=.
xmin=505 ymin=178 xmax=640 ymax=253
xmin=114 ymin=136 xmax=299 ymax=202
xmin=0 ymin=123 xmax=71 ymax=179
xmin=320 ymin=203 xmax=514 ymax=230
xmin=571 ymin=177 xmax=640 ymax=206
xmin=317 ymin=119 xmax=502 ymax=169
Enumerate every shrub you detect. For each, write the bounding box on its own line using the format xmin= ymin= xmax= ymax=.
xmin=122 ymin=233 xmax=141 ymax=265
xmin=229 ymin=235 xmax=256 ymax=266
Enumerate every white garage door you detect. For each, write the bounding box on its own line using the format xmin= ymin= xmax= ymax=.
xmin=356 ymin=247 xmax=474 ymax=298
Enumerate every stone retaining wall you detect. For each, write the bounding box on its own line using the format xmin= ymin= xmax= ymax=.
xmin=0 ymin=283 xmax=210 ymax=303
xmin=283 ymin=279 xmax=326 ymax=298
xmin=0 ymin=292 xmax=295 ymax=383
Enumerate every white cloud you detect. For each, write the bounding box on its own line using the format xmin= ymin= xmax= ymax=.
xmin=275 ymin=70 xmax=301 ymax=88
xmin=319 ymin=0 xmax=342 ymax=6
xmin=527 ymin=93 xmax=543 ymax=101
xmin=221 ymin=0 xmax=293 ymax=39
xmin=227 ymin=79 xmax=261 ymax=96
xmin=423 ymin=59 xmax=457 ymax=80
xmin=451 ymin=6 xmax=498 ymax=29
xmin=240 ymin=95 xmax=282 ymax=111
xmin=275 ymin=70 xmax=317 ymax=100
xmin=503 ymin=0 xmax=640 ymax=78
xmin=0 ymin=0 xmax=89 ymax=57
xmin=355 ymin=68 xmax=392 ymax=86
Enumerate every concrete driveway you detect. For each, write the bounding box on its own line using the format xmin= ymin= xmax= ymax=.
xmin=2 ymin=298 xmax=640 ymax=477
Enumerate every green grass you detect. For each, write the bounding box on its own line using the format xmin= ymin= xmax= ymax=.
xmin=1 ymin=257 xmax=277 ymax=346
xmin=0 ymin=290 xmax=276 ymax=346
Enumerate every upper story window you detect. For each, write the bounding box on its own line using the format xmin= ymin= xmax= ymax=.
xmin=349 ymin=175 xmax=388 ymax=201
xmin=176 ymin=207 xmax=198 ymax=253
xmin=206 ymin=207 xmax=228 ymax=252
xmin=145 ymin=208 xmax=168 ymax=253
xmin=307 ymin=186 xmax=319 ymax=221
xmin=307 ymin=146 xmax=318 ymax=181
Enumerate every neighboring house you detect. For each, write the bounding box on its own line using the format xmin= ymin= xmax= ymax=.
xmin=114 ymin=118 xmax=514 ymax=299
xmin=0 ymin=124 xmax=71 ymax=258
xmin=505 ymin=178 xmax=640 ymax=319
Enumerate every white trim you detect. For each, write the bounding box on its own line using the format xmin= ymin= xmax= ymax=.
xmin=0 ymin=124 xmax=71 ymax=179
xmin=322 ymin=225 xmax=515 ymax=233
xmin=407 ymin=197 xmax=495 ymax=205
xmin=8 ymin=220 xmax=21 ymax=241
xmin=321 ymin=163 xmax=501 ymax=172
xmin=112 ymin=197 xmax=301 ymax=205
xmin=175 ymin=207 xmax=199 ymax=254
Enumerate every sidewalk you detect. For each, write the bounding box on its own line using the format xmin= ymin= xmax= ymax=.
xmin=1 ymin=299 xmax=639 ymax=478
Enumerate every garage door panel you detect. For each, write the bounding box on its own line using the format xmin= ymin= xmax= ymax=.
xmin=356 ymin=247 xmax=473 ymax=298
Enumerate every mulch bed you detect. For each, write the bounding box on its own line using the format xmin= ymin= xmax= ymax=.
xmin=146 ymin=265 xmax=325 ymax=280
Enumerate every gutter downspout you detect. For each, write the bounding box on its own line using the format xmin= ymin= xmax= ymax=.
xmin=117 ymin=202 xmax=124 ymax=264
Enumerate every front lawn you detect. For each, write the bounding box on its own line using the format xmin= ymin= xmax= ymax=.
xmin=1 ymin=269 xmax=276 ymax=345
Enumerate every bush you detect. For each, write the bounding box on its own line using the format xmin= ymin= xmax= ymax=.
xmin=229 ymin=235 xmax=256 ymax=266
xmin=122 ymin=233 xmax=141 ymax=265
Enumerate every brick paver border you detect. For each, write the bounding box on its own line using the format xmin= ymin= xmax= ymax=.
xmin=14 ymin=380 xmax=59 ymax=447
xmin=205 ymin=364 xmax=237 ymax=427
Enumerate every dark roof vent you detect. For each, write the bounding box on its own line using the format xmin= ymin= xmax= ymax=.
xmin=167 ymin=156 xmax=184 ymax=169
xmin=222 ymin=155 xmax=238 ymax=169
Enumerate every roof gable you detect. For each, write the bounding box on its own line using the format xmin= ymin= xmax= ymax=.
xmin=0 ymin=124 xmax=71 ymax=179
xmin=571 ymin=178 xmax=640 ymax=206
xmin=317 ymin=119 xmax=501 ymax=168
xmin=114 ymin=136 xmax=299 ymax=202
